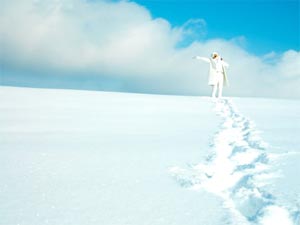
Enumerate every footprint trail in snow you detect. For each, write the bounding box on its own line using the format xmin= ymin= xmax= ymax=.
xmin=169 ymin=98 xmax=298 ymax=225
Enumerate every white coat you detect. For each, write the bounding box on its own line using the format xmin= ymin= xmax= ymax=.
xmin=194 ymin=56 xmax=229 ymax=86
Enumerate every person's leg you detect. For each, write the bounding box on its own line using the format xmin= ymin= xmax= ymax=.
xmin=211 ymin=85 xmax=217 ymax=98
xmin=218 ymin=75 xmax=224 ymax=98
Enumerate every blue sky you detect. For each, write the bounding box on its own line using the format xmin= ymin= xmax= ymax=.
xmin=1 ymin=0 xmax=300 ymax=98
xmin=133 ymin=0 xmax=299 ymax=55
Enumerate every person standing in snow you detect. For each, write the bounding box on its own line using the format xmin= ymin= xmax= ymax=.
xmin=193 ymin=52 xmax=229 ymax=98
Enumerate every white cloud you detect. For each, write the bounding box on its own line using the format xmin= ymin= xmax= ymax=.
xmin=173 ymin=18 xmax=207 ymax=47
xmin=1 ymin=0 xmax=300 ymax=98
xmin=276 ymin=50 xmax=300 ymax=78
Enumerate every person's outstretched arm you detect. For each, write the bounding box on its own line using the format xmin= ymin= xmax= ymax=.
xmin=192 ymin=56 xmax=210 ymax=63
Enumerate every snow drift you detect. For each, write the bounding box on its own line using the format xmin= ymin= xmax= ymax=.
xmin=0 ymin=86 xmax=299 ymax=225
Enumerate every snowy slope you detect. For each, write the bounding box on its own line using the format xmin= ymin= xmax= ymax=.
xmin=0 ymin=86 xmax=299 ymax=225
xmin=170 ymin=98 xmax=300 ymax=225
xmin=234 ymin=98 xmax=300 ymax=224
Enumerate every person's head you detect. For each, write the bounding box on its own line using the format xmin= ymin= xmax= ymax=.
xmin=211 ymin=52 xmax=219 ymax=59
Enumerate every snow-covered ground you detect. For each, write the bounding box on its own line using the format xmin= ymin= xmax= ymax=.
xmin=0 ymin=86 xmax=299 ymax=225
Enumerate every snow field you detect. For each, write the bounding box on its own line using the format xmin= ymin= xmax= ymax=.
xmin=1 ymin=86 xmax=299 ymax=225
xmin=169 ymin=98 xmax=299 ymax=225
xmin=0 ymin=86 xmax=224 ymax=225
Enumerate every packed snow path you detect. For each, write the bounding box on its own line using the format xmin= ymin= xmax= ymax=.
xmin=170 ymin=98 xmax=298 ymax=225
